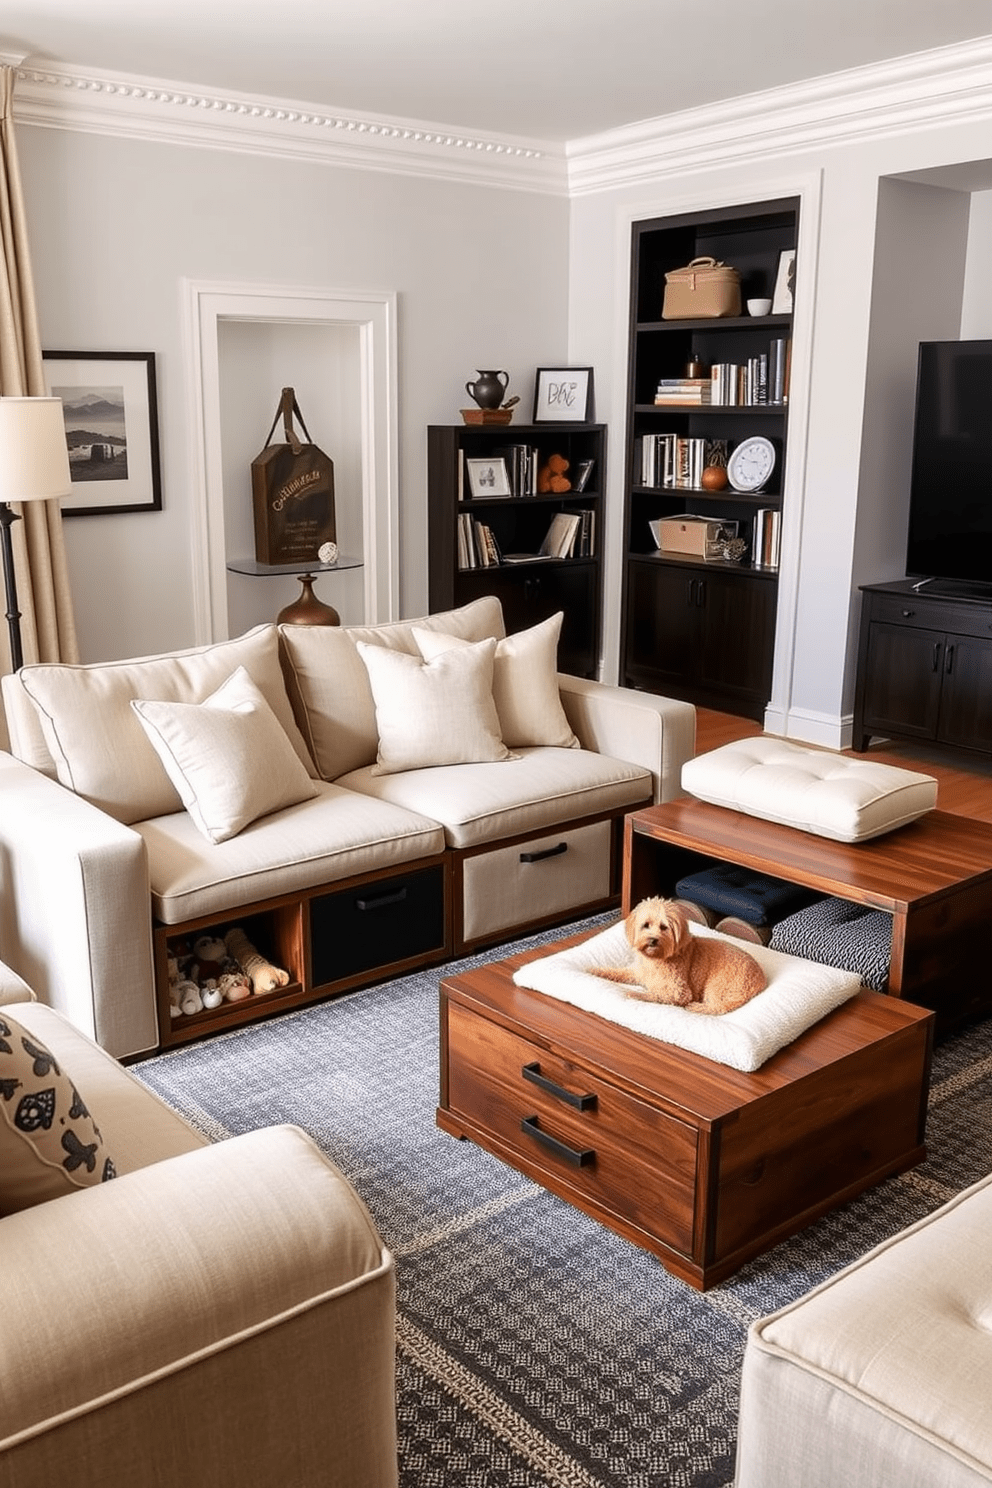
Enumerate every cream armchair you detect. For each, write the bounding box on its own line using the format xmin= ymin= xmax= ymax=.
xmin=0 ymin=967 xmax=398 ymax=1488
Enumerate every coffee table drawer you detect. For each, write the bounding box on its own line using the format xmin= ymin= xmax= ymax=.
xmin=446 ymin=1001 xmax=698 ymax=1255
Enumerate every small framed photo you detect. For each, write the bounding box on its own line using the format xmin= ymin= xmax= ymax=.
xmin=465 ymin=456 xmax=511 ymax=499
xmin=42 ymin=350 xmax=162 ymax=516
xmin=771 ymin=250 xmax=796 ymax=314
xmin=533 ymin=366 xmax=594 ymax=423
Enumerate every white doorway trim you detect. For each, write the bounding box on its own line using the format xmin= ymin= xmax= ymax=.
xmin=182 ymin=279 xmax=399 ymax=642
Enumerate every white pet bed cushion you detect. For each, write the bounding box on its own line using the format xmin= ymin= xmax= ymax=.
xmin=513 ymin=920 xmax=861 ymax=1072
xmin=681 ymin=737 xmax=937 ymax=843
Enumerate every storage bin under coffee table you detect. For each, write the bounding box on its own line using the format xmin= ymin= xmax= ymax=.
xmin=437 ymin=936 xmax=933 ymax=1290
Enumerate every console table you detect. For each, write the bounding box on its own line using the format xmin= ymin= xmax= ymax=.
xmin=853 ymin=579 xmax=992 ymax=755
xmin=226 ymin=555 xmax=363 ymax=625
xmin=623 ymin=798 xmax=992 ymax=1033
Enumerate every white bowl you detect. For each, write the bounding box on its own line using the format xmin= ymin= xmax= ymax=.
xmin=747 ymin=298 xmax=772 ymax=317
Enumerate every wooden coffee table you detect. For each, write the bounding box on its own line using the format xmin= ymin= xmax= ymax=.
xmin=623 ymin=799 xmax=992 ymax=1033
xmin=437 ymin=935 xmax=933 ymax=1290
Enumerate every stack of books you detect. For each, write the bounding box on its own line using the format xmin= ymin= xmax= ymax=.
xmin=639 ymin=434 xmax=728 ymax=489
xmin=653 ymin=377 xmax=711 ymax=407
xmin=538 ymin=510 xmax=593 ymax=559
xmin=457 ymin=513 xmax=502 ymax=569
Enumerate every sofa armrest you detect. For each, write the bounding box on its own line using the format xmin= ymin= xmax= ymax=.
xmin=0 ymin=1126 xmax=398 ymax=1488
xmin=558 ymin=674 xmax=696 ymax=803
xmin=0 ymin=752 xmax=156 ymax=1058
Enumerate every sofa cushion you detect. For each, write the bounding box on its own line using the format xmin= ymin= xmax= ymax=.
xmin=9 ymin=1002 xmax=206 ymax=1171
xmin=0 ymin=1008 xmax=118 ymax=1213
xmin=18 ymin=625 xmax=316 ymax=825
xmin=357 ymin=636 xmax=511 ymax=774
xmin=134 ymin=781 xmax=447 ymax=924
xmin=682 ymin=737 xmax=938 ymax=842
xmin=338 ymin=747 xmax=652 ymax=850
xmin=132 ymin=668 xmax=319 ymax=843
xmin=412 ymin=611 xmax=579 ymax=751
xmin=279 ymin=595 xmax=505 ymax=780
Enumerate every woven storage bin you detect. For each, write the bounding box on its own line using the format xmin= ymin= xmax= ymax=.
xmin=770 ymin=897 xmax=891 ymax=991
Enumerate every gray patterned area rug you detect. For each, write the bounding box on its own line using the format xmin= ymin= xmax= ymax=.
xmin=135 ymin=918 xmax=992 ymax=1488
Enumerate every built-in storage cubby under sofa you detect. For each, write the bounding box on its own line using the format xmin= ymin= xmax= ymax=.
xmin=0 ymin=597 xmax=695 ymax=1059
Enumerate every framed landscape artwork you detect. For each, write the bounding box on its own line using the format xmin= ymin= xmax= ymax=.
xmin=42 ymin=350 xmax=162 ymax=516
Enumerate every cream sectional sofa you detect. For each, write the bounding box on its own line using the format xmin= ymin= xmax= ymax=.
xmin=0 ymin=597 xmax=695 ymax=1059
xmin=0 ymin=963 xmax=398 ymax=1488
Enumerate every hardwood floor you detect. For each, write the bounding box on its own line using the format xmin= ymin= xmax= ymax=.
xmin=694 ymin=709 xmax=992 ymax=824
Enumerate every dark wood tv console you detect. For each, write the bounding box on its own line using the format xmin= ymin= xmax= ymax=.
xmin=853 ymin=579 xmax=992 ymax=756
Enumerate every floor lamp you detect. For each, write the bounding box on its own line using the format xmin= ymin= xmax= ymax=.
xmin=0 ymin=397 xmax=72 ymax=671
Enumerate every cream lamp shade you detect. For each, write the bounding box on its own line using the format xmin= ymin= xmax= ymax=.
xmin=0 ymin=396 xmax=72 ymax=503
xmin=0 ymin=396 xmax=72 ymax=671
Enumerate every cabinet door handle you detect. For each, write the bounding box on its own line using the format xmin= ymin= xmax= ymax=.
xmin=945 ymin=643 xmax=955 ymax=674
xmin=355 ymin=887 xmax=408 ymax=911
xmin=521 ymin=1115 xmax=595 ymax=1167
xmin=696 ymin=578 xmax=706 ymax=607
xmin=522 ymin=1061 xmax=597 ymax=1110
xmin=686 ymin=578 xmax=696 ymax=607
xmin=519 ymin=842 xmax=567 ymax=864
xmin=932 ymin=642 xmax=941 ymax=672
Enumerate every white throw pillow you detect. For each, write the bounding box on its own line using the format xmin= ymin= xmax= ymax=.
xmin=131 ymin=668 xmax=318 ymax=843
xmin=355 ymin=637 xmax=512 ymax=774
xmin=412 ymin=612 xmax=579 ymax=751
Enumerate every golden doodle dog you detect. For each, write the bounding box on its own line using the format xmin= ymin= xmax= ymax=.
xmin=590 ymin=897 xmax=767 ymax=1015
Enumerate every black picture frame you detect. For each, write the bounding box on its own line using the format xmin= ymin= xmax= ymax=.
xmin=42 ymin=350 xmax=162 ymax=516
xmin=532 ymin=366 xmax=594 ymax=423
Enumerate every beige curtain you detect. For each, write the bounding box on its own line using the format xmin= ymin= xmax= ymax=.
xmin=0 ymin=63 xmax=79 ymax=677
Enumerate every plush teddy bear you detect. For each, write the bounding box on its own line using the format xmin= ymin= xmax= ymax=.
xmin=536 ymin=453 xmax=571 ymax=493
xmin=192 ymin=935 xmax=227 ymax=985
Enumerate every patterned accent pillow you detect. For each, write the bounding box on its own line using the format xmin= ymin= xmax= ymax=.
xmin=0 ymin=1012 xmax=117 ymax=1214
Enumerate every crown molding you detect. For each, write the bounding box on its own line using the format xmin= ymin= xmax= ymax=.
xmin=9 ymin=59 xmax=567 ymax=195
xmin=567 ymin=35 xmax=992 ymax=195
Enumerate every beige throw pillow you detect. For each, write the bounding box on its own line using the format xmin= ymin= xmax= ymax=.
xmin=131 ymin=668 xmax=318 ymax=843
xmin=0 ymin=1011 xmax=117 ymax=1214
xmin=412 ymin=612 xmax=578 ymax=750
xmin=356 ymin=637 xmax=512 ymax=774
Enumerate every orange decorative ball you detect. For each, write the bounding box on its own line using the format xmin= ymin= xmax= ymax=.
xmin=701 ymin=464 xmax=728 ymax=491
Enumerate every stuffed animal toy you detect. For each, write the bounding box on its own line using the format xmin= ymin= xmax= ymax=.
xmin=218 ymin=970 xmax=251 ymax=1003
xmin=589 ymin=897 xmax=767 ymax=1015
xmin=192 ymin=934 xmax=227 ymax=984
xmin=175 ymin=978 xmax=203 ymax=1017
xmin=536 ymin=453 xmax=571 ymax=493
xmin=224 ymin=927 xmax=290 ymax=994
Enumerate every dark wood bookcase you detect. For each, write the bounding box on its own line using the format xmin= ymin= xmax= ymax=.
xmin=620 ymin=197 xmax=799 ymax=720
xmin=428 ymin=422 xmax=606 ymax=677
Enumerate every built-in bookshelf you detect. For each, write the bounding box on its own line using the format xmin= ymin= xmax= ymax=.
xmin=620 ymin=197 xmax=799 ymax=720
xmin=428 ymin=422 xmax=606 ymax=677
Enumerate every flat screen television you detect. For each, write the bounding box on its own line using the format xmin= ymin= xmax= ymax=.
xmin=905 ymin=339 xmax=992 ymax=597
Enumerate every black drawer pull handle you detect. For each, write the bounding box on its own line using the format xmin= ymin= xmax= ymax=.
xmin=520 ymin=842 xmax=567 ymax=864
xmin=521 ymin=1115 xmax=594 ymax=1167
xmin=522 ymin=1061 xmax=597 ymax=1111
xmin=355 ymin=887 xmax=408 ymax=911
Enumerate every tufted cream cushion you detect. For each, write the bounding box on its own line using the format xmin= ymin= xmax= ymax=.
xmin=357 ymin=637 xmax=512 ymax=773
xmin=738 ymin=1172 xmax=992 ymax=1487
xmin=681 ymin=738 xmax=937 ymax=843
xmin=412 ymin=611 xmax=579 ymax=751
xmin=18 ymin=625 xmax=316 ymax=825
xmin=131 ymin=668 xmax=318 ymax=843
xmin=279 ymin=595 xmax=505 ymax=780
